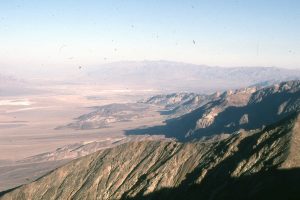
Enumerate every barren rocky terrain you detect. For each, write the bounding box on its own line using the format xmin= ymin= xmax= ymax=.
xmin=1 ymin=113 xmax=299 ymax=200
xmin=127 ymin=81 xmax=300 ymax=140
xmin=0 ymin=78 xmax=299 ymax=198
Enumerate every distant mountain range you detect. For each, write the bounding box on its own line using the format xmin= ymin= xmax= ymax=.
xmin=84 ymin=61 xmax=300 ymax=92
xmin=2 ymin=61 xmax=300 ymax=94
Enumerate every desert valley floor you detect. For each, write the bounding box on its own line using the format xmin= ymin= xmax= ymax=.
xmin=0 ymin=84 xmax=166 ymax=191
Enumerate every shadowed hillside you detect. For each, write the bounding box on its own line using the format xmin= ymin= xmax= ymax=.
xmin=126 ymin=81 xmax=300 ymax=141
xmin=122 ymin=168 xmax=300 ymax=200
xmin=1 ymin=113 xmax=299 ymax=200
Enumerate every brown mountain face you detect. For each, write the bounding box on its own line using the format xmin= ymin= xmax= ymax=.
xmin=1 ymin=113 xmax=300 ymax=200
xmin=140 ymin=92 xmax=221 ymax=118
xmin=126 ymin=80 xmax=300 ymax=141
xmin=57 ymin=103 xmax=153 ymax=130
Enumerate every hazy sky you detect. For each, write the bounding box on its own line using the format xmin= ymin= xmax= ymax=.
xmin=0 ymin=0 xmax=299 ymax=71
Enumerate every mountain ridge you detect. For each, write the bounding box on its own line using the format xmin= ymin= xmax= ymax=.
xmin=1 ymin=112 xmax=299 ymax=200
xmin=126 ymin=80 xmax=300 ymax=140
xmin=85 ymin=61 xmax=300 ymax=92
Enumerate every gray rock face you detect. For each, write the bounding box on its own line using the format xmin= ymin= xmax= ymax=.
xmin=239 ymin=114 xmax=249 ymax=125
xmin=140 ymin=93 xmax=199 ymax=109
xmin=1 ymin=114 xmax=299 ymax=200
xmin=140 ymin=92 xmax=219 ymax=118
xmin=126 ymin=80 xmax=300 ymax=140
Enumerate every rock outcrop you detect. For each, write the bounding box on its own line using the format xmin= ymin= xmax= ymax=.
xmin=140 ymin=92 xmax=220 ymax=118
xmin=126 ymin=80 xmax=300 ymax=140
xmin=58 ymin=103 xmax=154 ymax=130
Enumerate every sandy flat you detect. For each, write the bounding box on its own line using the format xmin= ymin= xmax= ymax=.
xmin=0 ymin=84 xmax=164 ymax=160
xmin=0 ymin=84 xmax=166 ymax=191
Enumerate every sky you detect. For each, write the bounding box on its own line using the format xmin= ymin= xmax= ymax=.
xmin=0 ymin=0 xmax=299 ymax=73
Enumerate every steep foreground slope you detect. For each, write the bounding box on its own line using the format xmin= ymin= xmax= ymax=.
xmin=1 ymin=113 xmax=300 ymax=200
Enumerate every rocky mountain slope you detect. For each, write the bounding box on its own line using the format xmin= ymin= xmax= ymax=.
xmin=126 ymin=80 xmax=300 ymax=140
xmin=60 ymin=94 xmax=207 ymax=131
xmin=59 ymin=81 xmax=299 ymax=133
xmin=139 ymin=93 xmax=199 ymax=109
xmin=0 ymin=136 xmax=167 ymax=192
xmin=1 ymin=113 xmax=299 ymax=200
xmin=140 ymin=92 xmax=220 ymax=118
xmin=18 ymin=135 xmax=168 ymax=163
